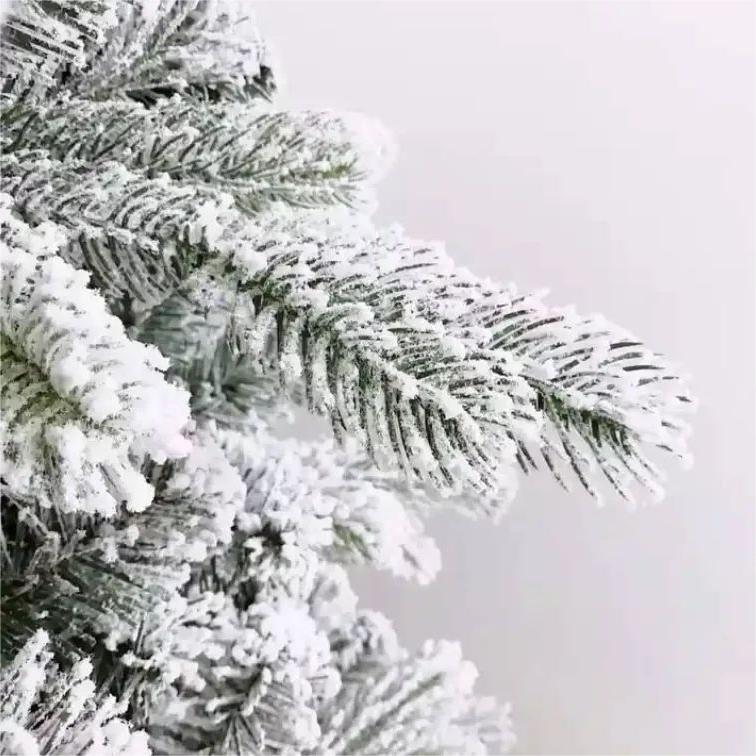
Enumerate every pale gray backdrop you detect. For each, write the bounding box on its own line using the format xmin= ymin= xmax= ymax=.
xmin=255 ymin=2 xmax=755 ymax=754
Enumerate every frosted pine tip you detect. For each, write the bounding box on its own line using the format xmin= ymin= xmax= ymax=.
xmin=331 ymin=111 xmax=398 ymax=182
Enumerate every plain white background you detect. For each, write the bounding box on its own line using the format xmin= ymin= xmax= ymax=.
xmin=256 ymin=3 xmax=755 ymax=754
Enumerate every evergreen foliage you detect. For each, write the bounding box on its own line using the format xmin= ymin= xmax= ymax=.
xmin=0 ymin=1 xmax=693 ymax=753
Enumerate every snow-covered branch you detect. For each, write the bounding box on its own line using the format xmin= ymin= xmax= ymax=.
xmin=1 ymin=0 xmax=274 ymax=106
xmin=0 ymin=199 xmax=190 ymax=515
xmin=221 ymin=428 xmax=441 ymax=586
xmin=225 ymin=210 xmax=539 ymax=504
xmin=391 ymin=251 xmax=695 ymax=502
xmin=318 ymin=615 xmax=515 ymax=755
xmin=0 ymin=0 xmax=118 ymax=103
xmin=1 ymin=99 xmax=394 ymax=213
xmin=233 ymin=209 xmax=693 ymax=503
xmin=0 ymin=630 xmax=150 ymax=756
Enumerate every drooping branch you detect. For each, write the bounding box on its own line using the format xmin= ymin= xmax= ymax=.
xmin=239 ymin=210 xmax=694 ymax=503
xmin=413 ymin=272 xmax=695 ymax=501
xmin=225 ymin=212 xmax=540 ymax=505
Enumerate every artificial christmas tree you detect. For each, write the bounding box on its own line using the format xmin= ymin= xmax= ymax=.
xmin=0 ymin=2 xmax=693 ymax=753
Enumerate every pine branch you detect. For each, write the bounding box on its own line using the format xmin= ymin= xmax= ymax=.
xmin=0 ymin=630 xmax=151 ymax=756
xmin=149 ymin=591 xmax=337 ymax=755
xmin=182 ymin=336 xmax=298 ymax=428
xmin=426 ymin=282 xmax=695 ymax=502
xmin=218 ymin=427 xmax=441 ymax=587
xmin=1 ymin=153 xmax=238 ymax=309
xmin=0 ymin=500 xmax=175 ymax=662
xmin=1 ymin=0 xmax=275 ymax=107
xmin=75 ymin=0 xmax=275 ymax=106
xmin=317 ymin=615 xmax=515 ymax=755
xmin=0 ymin=199 xmax=190 ymax=516
xmin=1 ymin=99 xmax=394 ymax=213
xmin=227 ymin=213 xmax=541 ymax=503
xmin=1 ymin=429 xmax=244 ymax=679
xmin=140 ymin=278 xmax=461 ymax=554
xmin=247 ymin=212 xmax=693 ymax=503
xmin=0 ymin=0 xmax=118 ymax=103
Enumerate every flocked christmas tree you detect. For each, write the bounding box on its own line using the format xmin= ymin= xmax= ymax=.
xmin=0 ymin=2 xmax=694 ymax=754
